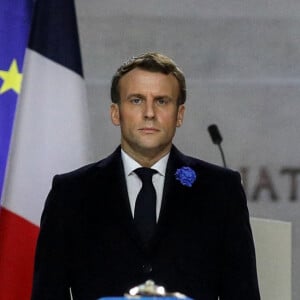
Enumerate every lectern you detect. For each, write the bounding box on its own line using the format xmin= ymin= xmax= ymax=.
xmin=99 ymin=280 xmax=193 ymax=300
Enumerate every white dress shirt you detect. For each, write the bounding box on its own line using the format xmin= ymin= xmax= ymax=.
xmin=121 ymin=149 xmax=169 ymax=221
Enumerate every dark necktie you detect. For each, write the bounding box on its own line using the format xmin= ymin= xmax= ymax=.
xmin=134 ymin=167 xmax=157 ymax=243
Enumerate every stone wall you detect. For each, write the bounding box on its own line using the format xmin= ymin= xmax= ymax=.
xmin=76 ymin=1 xmax=300 ymax=298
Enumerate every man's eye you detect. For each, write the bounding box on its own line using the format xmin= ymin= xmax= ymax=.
xmin=157 ymin=98 xmax=168 ymax=105
xmin=130 ymin=98 xmax=142 ymax=104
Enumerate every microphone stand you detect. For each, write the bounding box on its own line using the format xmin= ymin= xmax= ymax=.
xmin=207 ymin=124 xmax=227 ymax=168
xmin=217 ymin=143 xmax=227 ymax=168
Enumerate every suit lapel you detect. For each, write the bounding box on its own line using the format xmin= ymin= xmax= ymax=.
xmin=97 ymin=147 xmax=146 ymax=249
xmin=159 ymin=146 xmax=184 ymax=220
xmin=149 ymin=146 xmax=189 ymax=248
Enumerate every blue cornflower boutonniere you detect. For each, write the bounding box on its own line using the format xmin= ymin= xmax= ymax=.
xmin=175 ymin=166 xmax=197 ymax=187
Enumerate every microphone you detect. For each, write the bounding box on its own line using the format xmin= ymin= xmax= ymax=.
xmin=207 ymin=124 xmax=227 ymax=168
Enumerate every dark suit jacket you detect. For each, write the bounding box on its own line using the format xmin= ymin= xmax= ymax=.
xmin=31 ymin=146 xmax=260 ymax=300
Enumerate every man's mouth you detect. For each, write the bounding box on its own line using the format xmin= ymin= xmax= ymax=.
xmin=139 ymin=127 xmax=159 ymax=134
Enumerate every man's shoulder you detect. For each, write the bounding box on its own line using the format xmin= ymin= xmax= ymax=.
xmin=53 ymin=147 xmax=121 ymax=184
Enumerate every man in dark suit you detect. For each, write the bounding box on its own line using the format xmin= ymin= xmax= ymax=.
xmin=31 ymin=52 xmax=260 ymax=300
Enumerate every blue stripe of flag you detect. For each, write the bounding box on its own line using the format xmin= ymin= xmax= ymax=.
xmin=28 ymin=0 xmax=83 ymax=76
xmin=0 ymin=0 xmax=33 ymax=201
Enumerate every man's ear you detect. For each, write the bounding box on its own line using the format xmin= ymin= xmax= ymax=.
xmin=110 ymin=103 xmax=120 ymax=126
xmin=176 ymin=104 xmax=185 ymax=127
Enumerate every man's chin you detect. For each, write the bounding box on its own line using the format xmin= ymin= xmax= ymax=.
xmin=136 ymin=143 xmax=172 ymax=157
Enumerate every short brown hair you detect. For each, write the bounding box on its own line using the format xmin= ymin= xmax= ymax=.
xmin=110 ymin=52 xmax=186 ymax=105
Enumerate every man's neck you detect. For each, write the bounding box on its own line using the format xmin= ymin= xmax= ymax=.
xmin=121 ymin=146 xmax=171 ymax=167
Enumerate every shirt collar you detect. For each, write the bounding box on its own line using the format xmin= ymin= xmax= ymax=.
xmin=121 ymin=149 xmax=169 ymax=177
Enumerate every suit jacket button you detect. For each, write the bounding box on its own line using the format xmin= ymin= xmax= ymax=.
xmin=142 ymin=263 xmax=153 ymax=273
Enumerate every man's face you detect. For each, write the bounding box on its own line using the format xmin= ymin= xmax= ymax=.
xmin=111 ymin=68 xmax=185 ymax=162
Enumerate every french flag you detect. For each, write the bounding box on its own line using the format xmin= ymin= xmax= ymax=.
xmin=0 ymin=0 xmax=90 ymax=299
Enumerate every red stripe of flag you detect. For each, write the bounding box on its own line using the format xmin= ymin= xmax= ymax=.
xmin=0 ymin=208 xmax=39 ymax=300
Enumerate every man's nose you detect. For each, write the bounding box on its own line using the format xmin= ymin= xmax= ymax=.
xmin=144 ymin=100 xmax=155 ymax=118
